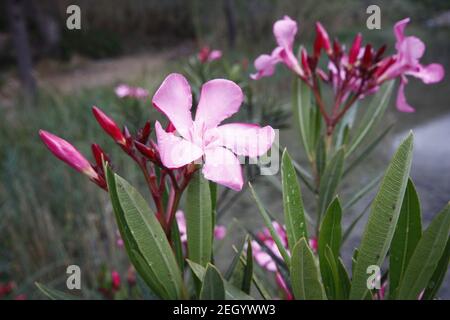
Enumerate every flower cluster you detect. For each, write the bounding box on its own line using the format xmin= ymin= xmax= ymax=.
xmin=115 ymin=84 xmax=149 ymax=100
xmin=252 ymin=16 xmax=444 ymax=133
xmin=40 ymin=74 xmax=275 ymax=238
xmin=198 ymin=46 xmax=222 ymax=64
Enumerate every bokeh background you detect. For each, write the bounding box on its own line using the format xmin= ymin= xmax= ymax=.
xmin=0 ymin=0 xmax=449 ymax=299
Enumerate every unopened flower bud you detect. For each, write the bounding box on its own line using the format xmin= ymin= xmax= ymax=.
xmin=349 ymin=33 xmax=362 ymax=65
xmin=314 ymin=22 xmax=332 ymax=57
xmin=92 ymin=106 xmax=126 ymax=146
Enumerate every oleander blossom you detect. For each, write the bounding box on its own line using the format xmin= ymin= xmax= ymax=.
xmin=153 ymin=73 xmax=275 ymax=191
xmin=251 ymin=222 xmax=317 ymax=300
xmin=115 ymin=84 xmax=149 ymax=100
xmin=198 ymin=46 xmax=222 ymax=63
xmin=379 ymin=18 xmax=444 ymax=112
xmin=175 ymin=210 xmax=227 ymax=243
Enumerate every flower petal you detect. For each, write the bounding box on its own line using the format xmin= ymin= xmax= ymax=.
xmin=407 ymin=63 xmax=444 ymax=84
xmin=250 ymin=52 xmax=280 ymax=80
xmin=155 ymin=121 xmax=203 ymax=168
xmin=394 ymin=18 xmax=410 ymax=43
xmin=273 ymin=16 xmax=297 ymax=50
xmin=400 ymin=36 xmax=425 ymax=63
xmin=216 ymin=123 xmax=275 ymax=157
xmin=396 ymin=77 xmax=415 ymax=113
xmin=195 ymin=79 xmax=244 ymax=129
xmin=202 ymin=146 xmax=243 ymax=191
xmin=152 ymin=73 xmax=193 ymax=139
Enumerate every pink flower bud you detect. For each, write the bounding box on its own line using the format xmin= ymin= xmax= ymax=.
xmin=308 ymin=237 xmax=318 ymax=252
xmin=92 ymin=106 xmax=126 ymax=146
xmin=213 ymin=225 xmax=227 ymax=240
xmin=314 ymin=22 xmax=332 ymax=57
xmin=91 ymin=144 xmax=110 ymax=168
xmin=39 ymin=130 xmax=98 ymax=180
xmin=300 ymin=47 xmax=311 ymax=76
xmin=111 ymin=271 xmax=121 ymax=291
xmin=349 ymin=33 xmax=362 ymax=65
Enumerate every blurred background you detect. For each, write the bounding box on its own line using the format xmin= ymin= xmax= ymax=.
xmin=0 ymin=0 xmax=449 ymax=299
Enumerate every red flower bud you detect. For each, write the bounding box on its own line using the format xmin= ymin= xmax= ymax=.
xmin=300 ymin=47 xmax=311 ymax=76
xmin=92 ymin=106 xmax=126 ymax=145
xmin=111 ymin=271 xmax=121 ymax=291
xmin=314 ymin=22 xmax=332 ymax=57
xmin=39 ymin=130 xmax=98 ymax=181
xmin=137 ymin=121 xmax=152 ymax=143
xmin=91 ymin=144 xmax=110 ymax=168
xmin=362 ymin=44 xmax=373 ymax=68
xmin=349 ymin=33 xmax=362 ymax=65
xmin=135 ymin=141 xmax=157 ymax=161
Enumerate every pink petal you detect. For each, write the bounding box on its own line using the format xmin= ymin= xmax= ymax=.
xmin=396 ymin=77 xmax=415 ymax=113
xmin=400 ymin=36 xmax=425 ymax=62
xmin=213 ymin=225 xmax=227 ymax=240
xmin=152 ymin=73 xmax=193 ymax=139
xmin=394 ymin=18 xmax=410 ymax=43
xmin=216 ymin=123 xmax=275 ymax=157
xmin=202 ymin=146 xmax=243 ymax=191
xmin=407 ymin=63 xmax=444 ymax=84
xmin=273 ymin=16 xmax=297 ymax=50
xmin=250 ymin=53 xmax=279 ymax=80
xmin=195 ymin=79 xmax=244 ymax=129
xmin=155 ymin=121 xmax=203 ymax=168
xmin=209 ymin=50 xmax=222 ymax=61
xmin=175 ymin=210 xmax=187 ymax=243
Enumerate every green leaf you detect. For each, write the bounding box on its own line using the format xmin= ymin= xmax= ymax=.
xmin=249 ymin=183 xmax=291 ymax=267
xmin=423 ymin=238 xmax=450 ymax=300
xmin=35 ymin=282 xmax=78 ymax=300
xmin=282 ymin=149 xmax=308 ymax=250
xmin=187 ymin=260 xmax=254 ymax=300
xmin=106 ymin=167 xmax=185 ymax=299
xmin=337 ymin=257 xmax=351 ymax=299
xmin=347 ymin=81 xmax=394 ymax=157
xmin=200 ymin=264 xmax=226 ymax=300
xmin=349 ymin=132 xmax=414 ymax=300
xmin=242 ymin=238 xmax=253 ymax=294
xmin=318 ymin=198 xmax=342 ymax=259
xmin=342 ymin=202 xmax=371 ymax=244
xmin=292 ymin=77 xmax=314 ymax=160
xmin=397 ymin=203 xmax=450 ymax=300
xmin=290 ymin=238 xmax=327 ymax=300
xmin=318 ymin=199 xmax=342 ymax=299
xmin=389 ymin=179 xmax=422 ymax=299
xmin=186 ymin=171 xmax=213 ymax=267
xmin=318 ymin=148 xmax=345 ymax=221
xmin=171 ymin=218 xmax=185 ymax=272
xmin=315 ymin=137 xmax=327 ymax=179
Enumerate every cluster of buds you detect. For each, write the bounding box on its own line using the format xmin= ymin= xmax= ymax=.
xmin=252 ymin=16 xmax=444 ymax=135
xmin=40 ymin=105 xmax=200 ymax=237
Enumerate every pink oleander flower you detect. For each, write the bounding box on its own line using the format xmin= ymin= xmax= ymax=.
xmin=152 ymin=73 xmax=275 ymax=191
xmin=111 ymin=271 xmax=121 ymax=291
xmin=251 ymin=16 xmax=303 ymax=80
xmin=175 ymin=210 xmax=226 ymax=243
xmin=39 ymin=130 xmax=100 ymax=182
xmin=380 ymin=18 xmax=444 ymax=112
xmin=115 ymin=84 xmax=149 ymax=100
xmin=198 ymin=46 xmax=222 ymax=63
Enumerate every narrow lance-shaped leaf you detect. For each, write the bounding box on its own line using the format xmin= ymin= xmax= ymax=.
xmin=290 ymin=238 xmax=327 ymax=300
xmin=318 ymin=198 xmax=342 ymax=299
xmin=422 ymin=237 xmax=450 ymax=300
xmin=200 ymin=264 xmax=226 ymax=300
xmin=397 ymin=203 xmax=450 ymax=300
xmin=349 ymin=132 xmax=413 ymax=299
xmin=389 ymin=179 xmax=422 ymax=298
xmin=292 ymin=77 xmax=313 ymax=160
xmin=249 ymin=183 xmax=291 ymax=267
xmin=318 ymin=148 xmax=345 ymax=222
xmin=108 ymin=170 xmax=186 ymax=299
xmin=282 ymin=149 xmax=308 ymax=250
xmin=186 ymin=171 xmax=213 ymax=267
